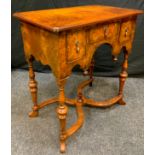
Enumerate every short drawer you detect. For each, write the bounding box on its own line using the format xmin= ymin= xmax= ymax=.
xmin=102 ymin=23 xmax=117 ymax=40
xmin=88 ymin=23 xmax=118 ymax=43
xmin=119 ymin=20 xmax=133 ymax=43
xmin=66 ymin=30 xmax=86 ymax=63
xmin=88 ymin=25 xmax=104 ymax=43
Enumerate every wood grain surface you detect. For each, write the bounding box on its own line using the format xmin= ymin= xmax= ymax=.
xmin=13 ymin=5 xmax=143 ymax=32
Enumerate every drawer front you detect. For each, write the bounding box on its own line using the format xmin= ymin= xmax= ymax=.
xmin=119 ymin=20 xmax=133 ymax=43
xmin=88 ymin=25 xmax=104 ymax=43
xmin=66 ymin=30 xmax=86 ymax=63
xmin=103 ymin=23 xmax=117 ymax=40
xmin=88 ymin=23 xmax=118 ymax=43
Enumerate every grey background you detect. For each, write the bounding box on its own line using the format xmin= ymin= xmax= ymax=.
xmin=11 ymin=0 xmax=144 ymax=76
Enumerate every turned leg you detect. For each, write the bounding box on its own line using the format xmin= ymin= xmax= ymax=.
xmin=83 ymin=59 xmax=94 ymax=87
xmin=28 ymin=56 xmax=39 ymax=117
xmin=89 ymin=59 xmax=95 ymax=87
xmin=56 ymin=80 xmax=68 ymax=153
xmin=118 ymin=50 xmax=129 ymax=105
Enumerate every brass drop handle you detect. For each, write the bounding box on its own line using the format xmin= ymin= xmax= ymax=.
xmin=124 ymin=28 xmax=128 ymax=37
xmin=104 ymin=25 xmax=109 ymax=38
xmin=75 ymin=40 xmax=80 ymax=53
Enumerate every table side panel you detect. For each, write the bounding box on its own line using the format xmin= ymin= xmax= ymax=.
xmin=20 ymin=23 xmax=60 ymax=77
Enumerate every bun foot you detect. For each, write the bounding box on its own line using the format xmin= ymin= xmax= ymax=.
xmin=29 ymin=110 xmax=39 ymax=117
xmin=118 ymin=99 xmax=126 ymax=105
xmin=60 ymin=141 xmax=66 ymax=153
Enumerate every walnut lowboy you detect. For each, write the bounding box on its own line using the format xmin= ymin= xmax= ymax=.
xmin=13 ymin=5 xmax=143 ymax=153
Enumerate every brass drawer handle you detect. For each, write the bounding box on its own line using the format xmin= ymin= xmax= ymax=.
xmin=75 ymin=40 xmax=80 ymax=53
xmin=103 ymin=25 xmax=109 ymax=38
xmin=124 ymin=28 xmax=128 ymax=37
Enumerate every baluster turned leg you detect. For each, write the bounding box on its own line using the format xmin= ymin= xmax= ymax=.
xmin=89 ymin=59 xmax=95 ymax=87
xmin=83 ymin=59 xmax=95 ymax=87
xmin=56 ymin=80 xmax=68 ymax=153
xmin=118 ymin=50 xmax=129 ymax=105
xmin=28 ymin=56 xmax=39 ymax=117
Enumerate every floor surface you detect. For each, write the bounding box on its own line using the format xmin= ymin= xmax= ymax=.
xmin=12 ymin=70 xmax=144 ymax=155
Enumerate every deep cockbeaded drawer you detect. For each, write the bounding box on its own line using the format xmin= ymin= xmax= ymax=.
xmin=66 ymin=30 xmax=86 ymax=63
xmin=119 ymin=19 xmax=134 ymax=43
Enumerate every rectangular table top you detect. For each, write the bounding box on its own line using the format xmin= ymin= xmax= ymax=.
xmin=13 ymin=5 xmax=143 ymax=32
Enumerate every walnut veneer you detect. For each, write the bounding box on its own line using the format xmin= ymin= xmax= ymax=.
xmin=13 ymin=5 xmax=143 ymax=153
